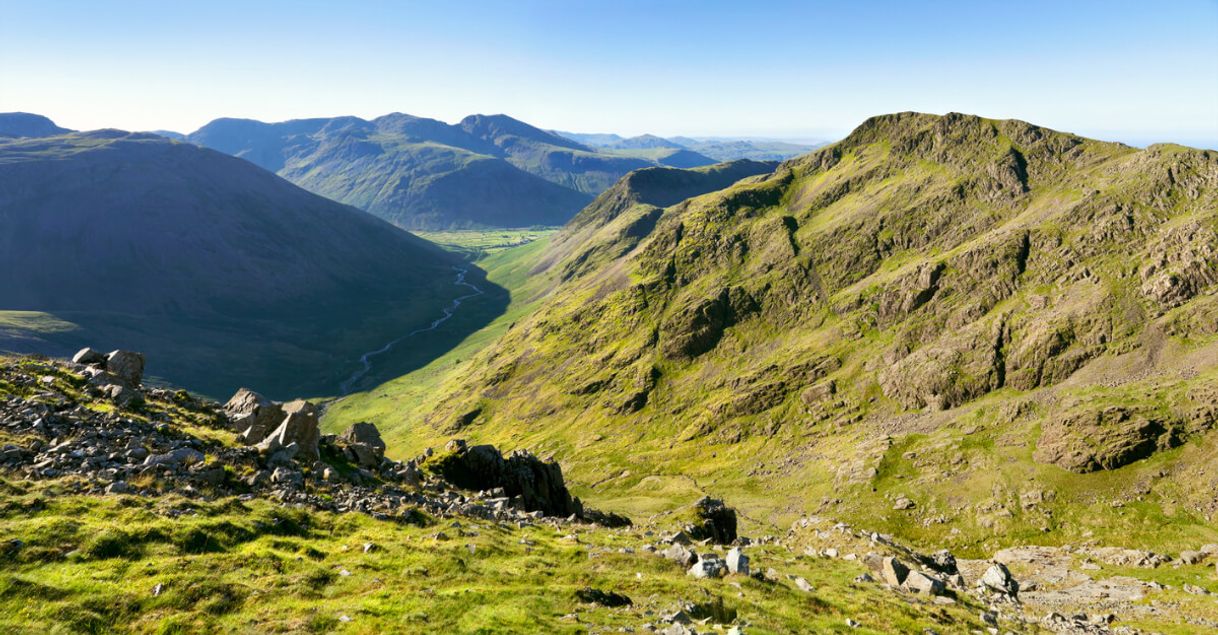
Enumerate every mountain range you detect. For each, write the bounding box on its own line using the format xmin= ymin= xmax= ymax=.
xmin=0 ymin=121 xmax=495 ymax=397
xmin=556 ymin=130 xmax=822 ymax=162
xmin=183 ymin=113 xmax=774 ymax=230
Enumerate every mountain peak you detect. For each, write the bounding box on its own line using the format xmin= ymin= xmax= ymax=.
xmin=459 ymin=114 xmax=591 ymax=151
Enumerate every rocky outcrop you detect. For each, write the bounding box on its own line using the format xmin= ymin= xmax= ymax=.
xmin=426 ymin=439 xmax=582 ymax=517
xmin=1034 ymin=406 xmax=1177 ymax=473
xmin=681 ymin=497 xmax=738 ymax=544
xmin=661 ymin=288 xmax=757 ymax=359
xmin=255 ymin=399 xmax=321 ymax=462
xmin=339 ymin=422 xmax=387 ymax=468
xmin=224 ymin=388 xmax=284 ymax=444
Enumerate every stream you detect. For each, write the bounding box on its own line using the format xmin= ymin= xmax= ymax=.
xmin=338 ymin=265 xmax=483 ymax=395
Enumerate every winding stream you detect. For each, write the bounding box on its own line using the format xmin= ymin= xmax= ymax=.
xmin=339 ymin=265 xmax=483 ymax=395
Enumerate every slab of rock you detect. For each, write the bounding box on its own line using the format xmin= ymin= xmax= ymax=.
xmin=664 ymin=543 xmax=698 ymax=567
xmin=225 ymin=388 xmax=284 ymax=444
xmin=725 ymin=547 xmax=750 ymax=575
xmin=72 ymin=348 xmax=106 ymax=365
xmin=877 ymin=556 xmax=910 ymax=586
xmin=980 ymin=562 xmax=1019 ymax=596
xmin=257 ymin=399 xmax=320 ymax=461
xmin=105 ymin=350 xmax=145 ymax=386
xmin=902 ymin=571 xmax=945 ymax=596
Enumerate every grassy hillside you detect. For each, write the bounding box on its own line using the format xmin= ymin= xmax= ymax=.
xmin=326 ymin=113 xmax=1218 ymax=559
xmin=0 ymin=130 xmax=491 ymax=399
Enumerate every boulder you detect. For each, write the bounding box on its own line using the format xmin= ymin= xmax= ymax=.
xmin=902 ymin=571 xmax=946 ymax=596
xmin=224 ymin=388 xmax=284 ymax=444
xmin=342 ymin=422 xmax=386 ymax=467
xmin=427 ymin=440 xmax=581 ymax=517
xmin=143 ymin=447 xmax=205 ymax=467
xmin=725 ymin=547 xmax=750 ymax=575
xmin=574 ymin=587 xmax=632 ymax=607
xmin=1179 ymin=550 xmax=1205 ymax=565
xmin=72 ymin=348 xmax=106 ymax=365
xmin=688 ymin=554 xmax=727 ymax=579
xmin=663 ymin=543 xmax=698 ymax=567
xmin=683 ymin=497 xmax=738 ymax=544
xmin=105 ymin=350 xmax=145 ymax=386
xmin=927 ymin=549 xmax=959 ymax=575
xmin=256 ymin=399 xmax=320 ymax=461
xmin=980 ymin=562 xmax=1019 ymax=596
xmin=879 ymin=556 xmax=910 ymax=586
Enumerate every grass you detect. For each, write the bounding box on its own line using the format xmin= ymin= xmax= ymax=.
xmin=0 ymin=480 xmax=1001 ymax=634
xmin=412 ymin=228 xmax=559 ymax=259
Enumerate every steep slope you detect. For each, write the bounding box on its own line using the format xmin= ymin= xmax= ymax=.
xmin=0 ymin=112 xmax=71 ymax=138
xmin=334 ymin=112 xmax=1218 ymax=556
xmin=0 ymin=129 xmax=492 ymax=397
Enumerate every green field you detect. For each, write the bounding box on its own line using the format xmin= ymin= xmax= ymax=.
xmin=412 ymin=227 xmax=560 ymax=259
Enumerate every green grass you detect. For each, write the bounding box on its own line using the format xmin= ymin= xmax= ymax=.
xmin=412 ymin=228 xmax=559 ymax=259
xmin=0 ymin=480 xmax=999 ymax=634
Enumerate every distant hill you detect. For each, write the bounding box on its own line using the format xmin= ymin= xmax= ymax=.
xmin=188 ymin=113 xmax=719 ymax=230
xmin=557 ymin=129 xmax=821 ymax=162
xmin=0 ymin=127 xmax=492 ymax=398
xmin=0 ymin=112 xmax=71 ymax=138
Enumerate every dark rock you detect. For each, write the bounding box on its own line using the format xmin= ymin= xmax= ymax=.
xmin=574 ymin=586 xmax=632 ymax=607
xmin=683 ymin=497 xmax=737 ymax=544
xmin=428 ymin=440 xmax=581 ymax=517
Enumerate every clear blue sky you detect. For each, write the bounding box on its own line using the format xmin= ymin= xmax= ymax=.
xmin=2 ymin=0 xmax=1216 ymax=147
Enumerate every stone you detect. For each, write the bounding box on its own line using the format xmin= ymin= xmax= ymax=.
xmin=683 ymin=497 xmax=738 ymax=544
xmin=574 ymin=586 xmax=632 ymax=607
xmin=663 ymin=543 xmax=697 ymax=566
xmin=257 ymin=399 xmax=320 ymax=461
xmin=224 ymin=388 xmax=284 ymax=444
xmin=688 ymin=555 xmax=727 ymax=579
xmin=893 ymin=496 xmax=916 ymax=510
xmin=725 ymin=547 xmax=750 ymax=575
xmin=105 ymin=350 xmax=145 ymax=386
xmin=427 ymin=440 xmax=581 ymax=517
xmin=72 ymin=348 xmax=106 ymax=365
xmin=980 ymin=562 xmax=1019 ymax=596
xmin=928 ymin=549 xmax=958 ymax=574
xmin=879 ymin=556 xmax=910 ymax=586
xmin=105 ymin=481 xmax=133 ymax=494
xmin=902 ymin=571 xmax=946 ymax=596
xmin=342 ymin=422 xmax=386 ymax=455
xmin=793 ymin=576 xmax=814 ymax=592
xmin=1179 ymin=550 xmax=1204 ymax=565
xmin=143 ymin=447 xmax=204 ymax=467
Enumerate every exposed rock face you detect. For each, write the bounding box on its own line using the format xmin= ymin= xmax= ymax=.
xmin=1034 ymin=406 xmax=1175 ymax=473
xmin=255 ymin=399 xmax=321 ymax=461
xmin=224 ymin=388 xmax=284 ymax=444
xmin=682 ymin=497 xmax=738 ymax=545
xmin=981 ymin=562 xmax=1020 ymax=597
xmin=662 ymin=288 xmax=757 ymax=359
xmin=427 ymin=439 xmax=582 ymax=517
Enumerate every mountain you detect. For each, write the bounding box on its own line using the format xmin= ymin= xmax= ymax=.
xmin=338 ymin=112 xmax=1218 ymax=555
xmin=0 ymin=112 xmax=71 ymax=138
xmin=557 ymin=129 xmax=821 ymax=162
xmin=187 ymin=113 xmax=712 ymax=230
xmin=0 ymin=127 xmax=493 ymax=397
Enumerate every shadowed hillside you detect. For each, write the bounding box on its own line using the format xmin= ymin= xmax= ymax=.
xmin=0 ymin=127 xmax=506 ymax=397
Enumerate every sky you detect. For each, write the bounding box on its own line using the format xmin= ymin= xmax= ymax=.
xmin=1 ymin=0 xmax=1216 ymax=147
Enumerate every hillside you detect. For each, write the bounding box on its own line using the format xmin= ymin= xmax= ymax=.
xmin=328 ymin=112 xmax=1218 ymax=563
xmin=0 ymin=129 xmax=490 ymax=398
xmin=189 ymin=113 xmax=721 ymax=230
xmin=0 ymin=112 xmax=71 ymax=138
